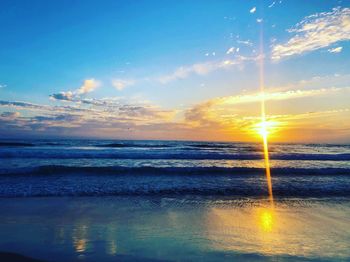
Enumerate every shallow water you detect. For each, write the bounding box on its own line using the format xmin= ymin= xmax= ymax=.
xmin=0 ymin=197 xmax=349 ymax=261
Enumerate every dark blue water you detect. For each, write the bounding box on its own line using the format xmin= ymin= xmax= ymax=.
xmin=0 ymin=139 xmax=349 ymax=197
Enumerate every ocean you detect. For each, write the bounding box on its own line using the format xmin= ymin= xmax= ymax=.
xmin=0 ymin=139 xmax=350 ymax=197
xmin=1 ymin=139 xmax=350 ymax=261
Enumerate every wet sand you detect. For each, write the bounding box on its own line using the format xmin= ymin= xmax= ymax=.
xmin=0 ymin=197 xmax=349 ymax=261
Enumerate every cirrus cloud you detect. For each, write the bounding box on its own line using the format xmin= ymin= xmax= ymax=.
xmin=272 ymin=7 xmax=350 ymax=60
xmin=328 ymin=46 xmax=343 ymax=53
xmin=157 ymin=55 xmax=257 ymax=84
xmin=112 ymin=79 xmax=135 ymax=91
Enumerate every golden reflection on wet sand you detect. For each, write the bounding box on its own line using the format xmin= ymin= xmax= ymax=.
xmin=257 ymin=207 xmax=274 ymax=233
xmin=204 ymin=201 xmax=349 ymax=258
xmin=205 ymin=204 xmax=296 ymax=256
xmin=71 ymin=221 xmax=119 ymax=256
xmin=106 ymin=224 xmax=118 ymax=255
xmin=72 ymin=224 xmax=88 ymax=253
xmin=108 ymin=239 xmax=117 ymax=256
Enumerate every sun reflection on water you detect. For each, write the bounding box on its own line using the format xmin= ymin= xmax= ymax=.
xmin=72 ymin=224 xmax=88 ymax=253
xmin=108 ymin=239 xmax=117 ymax=255
xmin=257 ymin=208 xmax=274 ymax=232
xmin=205 ymin=204 xmax=282 ymax=255
xmin=74 ymin=238 xmax=87 ymax=253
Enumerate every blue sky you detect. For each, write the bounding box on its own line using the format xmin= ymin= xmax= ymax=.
xmin=1 ymin=0 xmax=350 ymax=142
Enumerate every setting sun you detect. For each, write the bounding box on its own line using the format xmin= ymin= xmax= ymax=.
xmin=255 ymin=120 xmax=279 ymax=138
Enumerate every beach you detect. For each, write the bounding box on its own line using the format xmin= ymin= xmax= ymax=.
xmin=0 ymin=140 xmax=350 ymax=261
xmin=0 ymin=197 xmax=350 ymax=261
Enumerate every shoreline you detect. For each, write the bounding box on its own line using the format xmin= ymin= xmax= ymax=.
xmin=0 ymin=196 xmax=349 ymax=261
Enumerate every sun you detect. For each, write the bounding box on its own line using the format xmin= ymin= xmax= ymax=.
xmin=255 ymin=120 xmax=278 ymax=138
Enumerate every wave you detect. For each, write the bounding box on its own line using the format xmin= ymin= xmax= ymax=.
xmin=1 ymin=168 xmax=349 ymax=198
xmin=0 ymin=142 xmax=34 ymax=147
xmin=3 ymin=188 xmax=350 ymax=198
xmin=1 ymin=165 xmax=349 ymax=176
xmin=1 ymin=150 xmax=350 ymax=161
xmin=95 ymin=143 xmax=173 ymax=148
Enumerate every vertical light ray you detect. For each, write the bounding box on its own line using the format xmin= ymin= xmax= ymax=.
xmin=258 ymin=11 xmax=274 ymax=204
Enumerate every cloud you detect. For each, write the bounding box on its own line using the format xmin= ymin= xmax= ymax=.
xmin=184 ymin=86 xmax=345 ymax=128
xmin=268 ymin=1 xmax=276 ymax=8
xmin=226 ymin=47 xmax=236 ymax=55
xmin=220 ymin=87 xmax=341 ymax=105
xmin=0 ymin=96 xmax=179 ymax=138
xmin=0 ymin=111 xmax=20 ymax=119
xmin=112 ymin=79 xmax=135 ymax=91
xmin=50 ymin=78 xmax=100 ymax=101
xmin=1 ymin=95 xmax=175 ymax=122
xmin=184 ymin=100 xmax=219 ymax=127
xmin=1 ymin=82 xmax=349 ymax=142
xmin=237 ymin=40 xmax=253 ymax=46
xmin=157 ymin=55 xmax=257 ymax=84
xmin=0 ymin=100 xmax=47 ymax=110
xmin=272 ymin=7 xmax=350 ymax=60
xmin=180 ymin=84 xmax=350 ymax=142
xmin=328 ymin=46 xmax=343 ymax=53
xmin=76 ymin=78 xmax=100 ymax=95
xmin=34 ymin=114 xmax=81 ymax=123
xmin=0 ymin=84 xmax=6 ymax=88
xmin=50 ymin=91 xmax=74 ymax=101
xmin=250 ymin=7 xmax=256 ymax=13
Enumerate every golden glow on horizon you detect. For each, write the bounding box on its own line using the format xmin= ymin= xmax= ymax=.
xmin=255 ymin=119 xmax=279 ymax=138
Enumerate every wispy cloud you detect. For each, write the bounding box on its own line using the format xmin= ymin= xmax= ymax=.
xmin=0 ymin=100 xmax=48 ymax=110
xmin=226 ymin=47 xmax=236 ymax=55
xmin=220 ymin=87 xmax=342 ymax=105
xmin=328 ymin=46 xmax=343 ymax=53
xmin=237 ymin=40 xmax=253 ymax=46
xmin=157 ymin=55 xmax=257 ymax=84
xmin=0 ymin=84 xmax=6 ymax=89
xmin=112 ymin=79 xmax=135 ymax=91
xmin=268 ymin=1 xmax=276 ymax=8
xmin=272 ymin=7 xmax=350 ymax=60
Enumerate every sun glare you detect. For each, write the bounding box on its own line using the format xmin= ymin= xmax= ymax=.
xmin=255 ymin=120 xmax=278 ymax=138
xmin=258 ymin=21 xmax=274 ymax=205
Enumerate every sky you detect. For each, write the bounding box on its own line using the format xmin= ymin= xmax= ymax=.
xmin=0 ymin=0 xmax=350 ymax=142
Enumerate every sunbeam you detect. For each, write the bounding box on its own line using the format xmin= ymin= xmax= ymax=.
xmin=258 ymin=11 xmax=274 ymax=205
